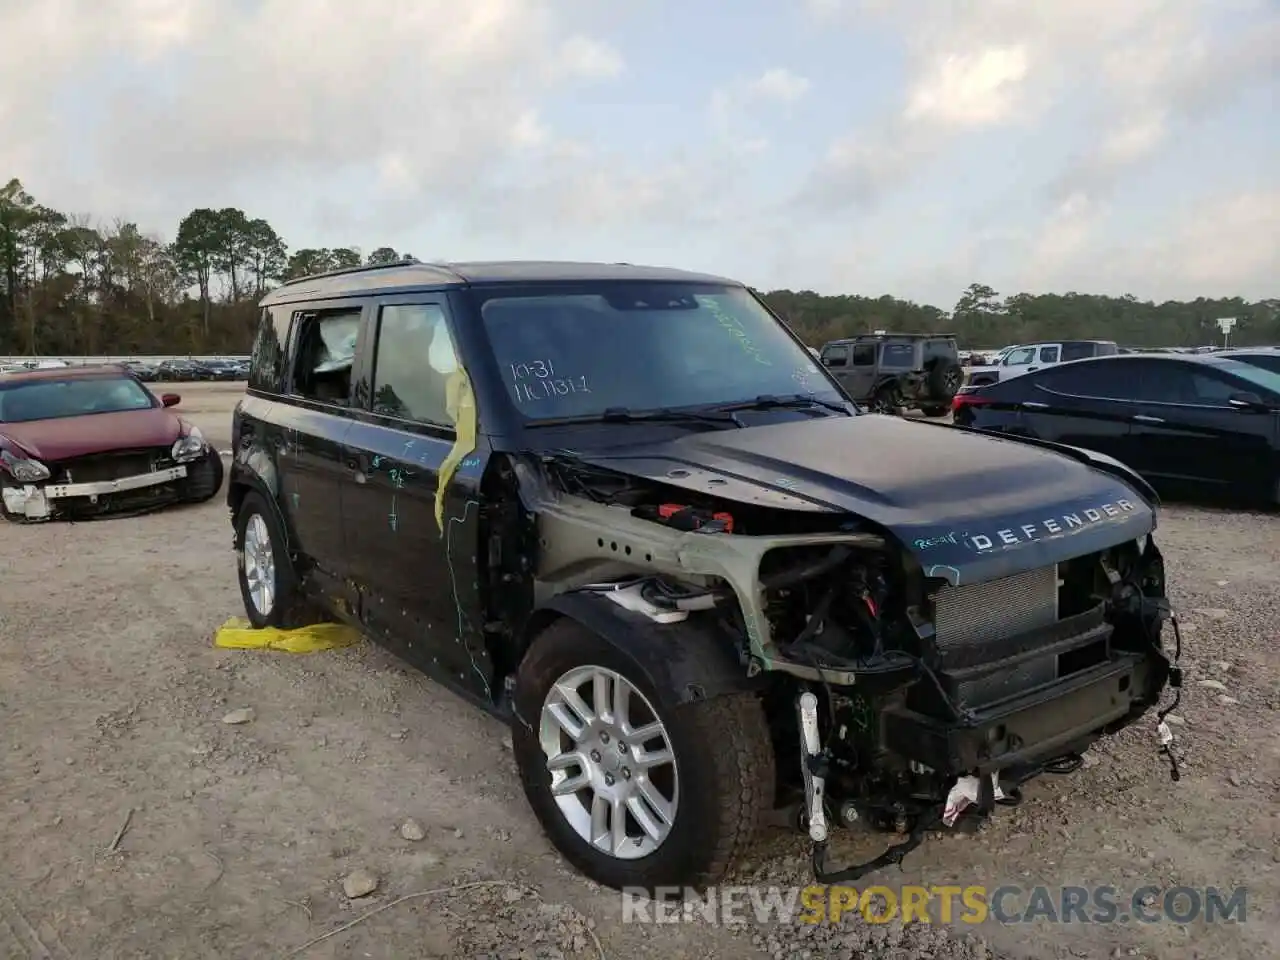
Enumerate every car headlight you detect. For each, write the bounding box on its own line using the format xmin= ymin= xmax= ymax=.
xmin=171 ymin=427 xmax=207 ymax=462
xmin=0 ymin=449 xmax=51 ymax=482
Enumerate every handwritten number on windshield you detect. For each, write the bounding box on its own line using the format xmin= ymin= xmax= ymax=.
xmin=697 ymin=296 xmax=772 ymax=366
xmin=511 ymin=358 xmax=590 ymax=402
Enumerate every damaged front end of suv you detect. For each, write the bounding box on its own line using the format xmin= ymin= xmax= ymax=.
xmin=495 ymin=419 xmax=1181 ymax=889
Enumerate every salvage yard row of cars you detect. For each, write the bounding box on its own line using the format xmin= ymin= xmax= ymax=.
xmin=0 ymin=356 xmax=249 ymax=381
xmin=7 ymin=259 xmax=1249 ymax=897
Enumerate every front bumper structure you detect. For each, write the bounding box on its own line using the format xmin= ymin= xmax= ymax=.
xmin=2 ymin=465 xmax=188 ymax=520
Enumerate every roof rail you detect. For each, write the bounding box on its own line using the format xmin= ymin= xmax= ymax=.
xmin=274 ymin=257 xmax=448 ymax=289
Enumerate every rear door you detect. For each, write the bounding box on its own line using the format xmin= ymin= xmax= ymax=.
xmin=1009 ymin=359 xmax=1139 ymax=462
xmin=1027 ymin=343 xmax=1060 ymax=373
xmin=275 ymin=302 xmax=366 ymax=576
xmin=340 ymin=295 xmax=492 ymax=694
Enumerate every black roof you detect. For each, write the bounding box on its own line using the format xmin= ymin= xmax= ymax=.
xmin=260 ymin=260 xmax=740 ymax=306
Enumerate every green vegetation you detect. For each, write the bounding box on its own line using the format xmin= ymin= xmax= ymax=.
xmin=1 ymin=177 xmax=1274 ymax=356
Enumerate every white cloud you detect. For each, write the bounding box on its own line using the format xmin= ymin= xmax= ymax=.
xmin=554 ymin=35 xmax=625 ymax=80
xmin=748 ymin=68 xmax=811 ymax=103
xmin=708 ymin=66 xmax=812 ymax=151
xmin=904 ymin=45 xmax=1030 ymax=129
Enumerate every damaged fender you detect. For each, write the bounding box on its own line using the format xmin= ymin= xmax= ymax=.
xmin=524 ymin=590 xmax=766 ymax=708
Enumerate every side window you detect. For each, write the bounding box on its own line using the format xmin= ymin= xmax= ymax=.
xmin=822 ymin=345 xmax=849 ymax=368
xmin=1038 ymin=346 xmax=1060 ymax=363
xmin=1134 ymin=362 xmax=1197 ymax=403
xmin=1038 ymin=360 xmax=1137 ymax=399
xmin=1003 ymin=347 xmax=1036 ymax=366
xmin=1188 ymin=372 xmax=1240 ymax=404
xmin=370 ymin=303 xmax=459 ymax=426
xmin=851 ymin=344 xmax=876 ymax=366
xmin=881 ymin=343 xmax=915 ymax=367
xmin=1060 ymin=342 xmax=1096 ymax=361
xmin=248 ymin=306 xmax=292 ymax=393
xmin=288 ymin=308 xmax=362 ymax=405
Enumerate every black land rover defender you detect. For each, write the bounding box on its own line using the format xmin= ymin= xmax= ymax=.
xmin=818 ymin=333 xmax=964 ymax=416
xmin=227 ymin=261 xmax=1180 ymax=893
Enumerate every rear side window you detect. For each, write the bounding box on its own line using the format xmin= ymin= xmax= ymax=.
xmin=369 ymin=303 xmax=460 ymax=427
xmin=881 ymin=343 xmax=914 ymax=367
xmin=1061 ymin=342 xmax=1099 ymax=361
xmin=248 ymin=306 xmax=292 ymax=393
xmin=1036 ymin=360 xmax=1138 ymax=399
xmin=1038 ymin=346 xmax=1060 ymax=363
xmin=289 ymin=307 xmax=362 ymax=405
xmin=851 ymin=344 xmax=876 ymax=366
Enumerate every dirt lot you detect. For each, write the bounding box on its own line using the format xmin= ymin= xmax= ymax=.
xmin=1 ymin=382 xmax=1275 ymax=959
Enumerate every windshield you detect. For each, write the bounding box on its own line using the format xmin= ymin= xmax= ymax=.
xmin=1230 ymin=353 xmax=1280 ymax=375
xmin=475 ymin=283 xmax=846 ymax=418
xmin=0 ymin=376 xmax=155 ymax=423
xmin=1220 ymin=360 xmax=1280 ymax=396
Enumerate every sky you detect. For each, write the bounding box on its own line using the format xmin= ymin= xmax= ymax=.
xmin=0 ymin=0 xmax=1276 ymax=309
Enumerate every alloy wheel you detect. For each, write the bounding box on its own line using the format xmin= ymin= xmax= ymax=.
xmin=242 ymin=513 xmax=276 ymax=617
xmin=538 ymin=664 xmax=679 ymax=860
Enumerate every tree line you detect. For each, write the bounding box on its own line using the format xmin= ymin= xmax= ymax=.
xmin=1 ymin=176 xmax=1275 ymax=357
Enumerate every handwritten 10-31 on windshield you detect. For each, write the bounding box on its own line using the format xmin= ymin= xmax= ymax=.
xmin=511 ymin=360 xmax=591 ymax=403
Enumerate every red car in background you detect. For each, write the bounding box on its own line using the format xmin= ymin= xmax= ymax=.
xmin=0 ymin=365 xmax=223 ymax=522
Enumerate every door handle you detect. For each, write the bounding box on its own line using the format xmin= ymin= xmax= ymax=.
xmin=1132 ymin=414 xmax=1164 ymax=423
xmin=1021 ymin=401 xmax=1049 ymax=410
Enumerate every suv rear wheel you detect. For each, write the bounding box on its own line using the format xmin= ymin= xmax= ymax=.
xmin=511 ymin=618 xmax=774 ymax=893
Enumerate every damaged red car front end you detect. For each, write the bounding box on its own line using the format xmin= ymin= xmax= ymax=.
xmin=0 ymin=366 xmax=224 ymax=522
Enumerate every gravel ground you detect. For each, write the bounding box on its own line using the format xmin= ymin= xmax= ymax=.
xmin=0 ymin=383 xmax=1275 ymax=959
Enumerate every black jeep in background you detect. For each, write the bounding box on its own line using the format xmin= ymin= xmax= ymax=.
xmin=818 ymin=333 xmax=963 ymax=415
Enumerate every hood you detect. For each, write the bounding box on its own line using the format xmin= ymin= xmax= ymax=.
xmin=0 ymin=408 xmax=183 ymax=461
xmin=576 ymin=414 xmax=1155 ymax=585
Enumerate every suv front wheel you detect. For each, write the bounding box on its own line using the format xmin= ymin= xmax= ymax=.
xmin=511 ymin=618 xmax=774 ymax=893
xmin=234 ymin=491 xmax=313 ymax=629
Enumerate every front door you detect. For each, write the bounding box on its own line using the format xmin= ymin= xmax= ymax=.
xmin=1128 ymin=361 xmax=1274 ymax=496
xmin=340 ymin=298 xmax=493 ymax=698
xmin=999 ymin=346 xmax=1038 ymax=381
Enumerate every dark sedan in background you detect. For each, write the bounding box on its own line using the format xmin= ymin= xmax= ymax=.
xmin=952 ymin=353 xmax=1280 ymax=505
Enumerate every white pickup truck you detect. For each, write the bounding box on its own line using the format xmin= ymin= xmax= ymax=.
xmin=965 ymin=339 xmax=1118 ymax=386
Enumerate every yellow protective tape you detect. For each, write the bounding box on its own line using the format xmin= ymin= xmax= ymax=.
xmin=434 ymin=365 xmax=478 ymax=534
xmin=213 ymin=617 xmax=362 ymax=653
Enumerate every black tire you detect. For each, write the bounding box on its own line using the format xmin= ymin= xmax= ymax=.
xmin=869 ymin=384 xmax=902 ymax=415
xmin=920 ymin=404 xmax=949 ymax=417
xmin=183 ymin=449 xmax=224 ymax=502
xmin=511 ymin=618 xmax=774 ymax=894
xmin=234 ymin=491 xmax=315 ymax=629
xmin=926 ymin=359 xmax=964 ymax=401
